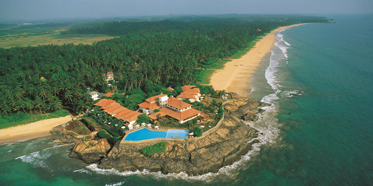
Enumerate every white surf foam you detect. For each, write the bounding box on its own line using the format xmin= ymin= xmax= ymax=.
xmin=16 ymin=150 xmax=51 ymax=168
xmin=105 ymin=181 xmax=126 ymax=186
xmin=15 ymin=143 xmax=72 ymax=168
xmin=275 ymin=30 xmax=291 ymax=60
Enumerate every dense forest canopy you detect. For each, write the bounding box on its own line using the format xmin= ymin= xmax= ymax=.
xmin=0 ymin=15 xmax=329 ymax=119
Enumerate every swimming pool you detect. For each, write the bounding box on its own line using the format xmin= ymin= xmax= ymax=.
xmin=124 ymin=128 xmax=189 ymax=141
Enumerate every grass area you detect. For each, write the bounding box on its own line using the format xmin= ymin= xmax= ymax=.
xmin=140 ymin=142 xmax=167 ymax=157
xmin=0 ymin=27 xmax=116 ymax=49
xmin=0 ymin=109 xmax=70 ymax=130
xmin=79 ymin=116 xmax=101 ymax=131
xmin=198 ymin=37 xmax=262 ymax=84
xmin=66 ymin=120 xmax=91 ymax=135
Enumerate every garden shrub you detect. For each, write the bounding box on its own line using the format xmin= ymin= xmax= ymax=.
xmin=140 ymin=142 xmax=167 ymax=157
xmin=102 ymin=126 xmax=120 ymax=137
xmin=193 ymin=127 xmax=203 ymax=137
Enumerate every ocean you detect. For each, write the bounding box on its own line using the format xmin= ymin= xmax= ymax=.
xmin=1 ymin=15 xmax=372 ymax=186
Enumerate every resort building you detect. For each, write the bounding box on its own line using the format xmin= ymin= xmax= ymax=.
xmin=159 ymin=97 xmax=201 ymax=124
xmin=176 ymin=85 xmax=201 ymax=102
xmin=138 ymin=94 xmax=168 ymax=115
xmin=103 ymin=71 xmax=114 ymax=82
xmin=88 ymin=91 xmax=100 ymax=100
xmin=94 ymin=99 xmax=141 ymax=128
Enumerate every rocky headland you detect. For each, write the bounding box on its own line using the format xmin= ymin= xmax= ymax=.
xmin=51 ymin=94 xmax=266 ymax=175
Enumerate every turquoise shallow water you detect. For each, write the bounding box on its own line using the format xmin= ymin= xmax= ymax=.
xmin=1 ymin=15 xmax=373 ymax=185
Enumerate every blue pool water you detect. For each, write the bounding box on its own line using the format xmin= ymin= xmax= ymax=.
xmin=124 ymin=128 xmax=189 ymax=141
xmin=165 ymin=129 xmax=189 ymax=140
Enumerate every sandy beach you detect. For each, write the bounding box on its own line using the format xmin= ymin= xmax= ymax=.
xmin=0 ymin=115 xmax=72 ymax=144
xmin=210 ymin=24 xmax=304 ymax=96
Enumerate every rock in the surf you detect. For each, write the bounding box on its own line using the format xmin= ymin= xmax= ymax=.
xmin=69 ymin=138 xmax=111 ymax=163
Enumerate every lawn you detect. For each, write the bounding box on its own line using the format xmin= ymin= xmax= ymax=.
xmin=0 ymin=109 xmax=70 ymax=130
xmin=0 ymin=27 xmax=116 ymax=49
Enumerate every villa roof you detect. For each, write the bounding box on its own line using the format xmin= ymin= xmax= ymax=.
xmin=148 ymin=112 xmax=167 ymax=120
xmin=118 ymin=111 xmax=141 ymax=122
xmin=145 ymin=94 xmax=165 ymax=103
xmin=138 ymin=102 xmax=150 ymax=108
xmin=103 ymin=92 xmax=114 ymax=97
xmin=176 ymin=92 xmax=198 ymax=99
xmin=107 ymin=72 xmax=113 ymax=75
xmin=177 ymin=85 xmax=200 ymax=99
xmin=181 ymin=85 xmax=196 ymax=91
xmin=103 ymin=104 xmax=122 ymax=113
xmin=138 ymin=102 xmax=160 ymax=110
xmin=94 ymin=99 xmax=140 ymax=123
xmin=114 ymin=109 xmax=133 ymax=118
xmin=160 ymin=107 xmax=201 ymax=121
xmin=93 ymin=99 xmax=115 ymax=107
xmin=149 ymin=103 xmax=160 ymax=110
xmin=105 ymin=106 xmax=127 ymax=116
xmin=166 ymin=97 xmax=192 ymax=110
xmin=101 ymin=102 xmax=121 ymax=110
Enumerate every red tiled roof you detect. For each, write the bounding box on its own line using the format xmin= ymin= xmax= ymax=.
xmin=138 ymin=102 xmax=150 ymax=108
xmin=178 ymin=85 xmax=200 ymax=99
xmin=103 ymin=92 xmax=114 ymax=97
xmin=177 ymin=92 xmax=198 ymax=99
xmin=103 ymin=104 xmax=122 ymax=113
xmin=145 ymin=94 xmax=163 ymax=103
xmin=107 ymin=72 xmax=113 ymax=75
xmin=114 ymin=109 xmax=133 ymax=118
xmin=94 ymin=99 xmax=141 ymax=123
xmin=101 ymin=102 xmax=121 ymax=110
xmin=139 ymin=101 xmax=160 ymax=110
xmin=105 ymin=106 xmax=127 ymax=116
xmin=166 ymin=97 xmax=192 ymax=110
xmin=149 ymin=102 xmax=160 ymax=110
xmin=93 ymin=99 xmax=115 ymax=107
xmin=181 ymin=85 xmax=195 ymax=91
xmin=118 ymin=111 xmax=141 ymax=122
xmin=160 ymin=107 xmax=201 ymax=121
xmin=148 ymin=112 xmax=167 ymax=120
xmin=125 ymin=112 xmax=142 ymax=123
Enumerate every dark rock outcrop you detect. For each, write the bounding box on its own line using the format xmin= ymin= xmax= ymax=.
xmin=69 ymin=138 xmax=111 ymax=164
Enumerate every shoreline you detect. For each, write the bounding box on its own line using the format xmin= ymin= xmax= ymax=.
xmin=209 ymin=24 xmax=304 ymax=97
xmin=0 ymin=115 xmax=72 ymax=144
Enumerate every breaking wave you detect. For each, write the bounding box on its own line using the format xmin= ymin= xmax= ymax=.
xmin=275 ymin=29 xmax=291 ymax=62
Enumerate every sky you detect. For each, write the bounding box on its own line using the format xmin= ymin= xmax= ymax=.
xmin=0 ymin=0 xmax=372 ymax=21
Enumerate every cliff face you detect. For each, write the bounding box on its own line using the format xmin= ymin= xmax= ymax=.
xmin=69 ymin=138 xmax=111 ymax=164
xmin=98 ymin=95 xmax=261 ymax=175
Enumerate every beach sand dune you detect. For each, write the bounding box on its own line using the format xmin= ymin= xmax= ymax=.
xmin=210 ymin=24 xmax=303 ymax=96
xmin=0 ymin=115 xmax=72 ymax=144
